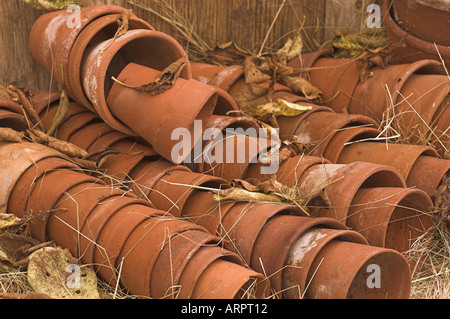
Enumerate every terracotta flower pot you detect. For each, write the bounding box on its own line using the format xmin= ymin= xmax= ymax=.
xmin=0 ymin=142 xmax=73 ymax=215
xmin=81 ymin=28 xmax=192 ymax=137
xmin=68 ymin=121 xmax=116 ymax=151
xmin=84 ymin=197 xmax=155 ymax=280
xmin=406 ymin=155 xmax=450 ymax=199
xmin=29 ymin=5 xmax=152 ymax=96
xmin=190 ymin=62 xmax=245 ymax=93
xmin=191 ymin=258 xmax=269 ymax=299
xmin=25 ymin=169 xmax=100 ymax=242
xmin=249 ymin=215 xmax=347 ymax=296
xmin=383 ymin=0 xmax=450 ymax=67
xmin=392 ymin=0 xmax=450 ymax=46
xmin=347 ymin=187 xmax=433 ymax=253
xmin=147 ymin=170 xmax=227 ymax=217
xmin=68 ymin=13 xmax=154 ymax=108
xmin=244 ymin=154 xmax=329 ymax=187
xmin=105 ymin=62 xmax=224 ymax=163
xmin=181 ymin=190 xmax=239 ymax=236
xmin=8 ymin=156 xmax=80 ymax=218
xmin=47 ymin=110 xmax=99 ymax=141
xmin=292 ymin=111 xmax=380 ymax=159
xmin=297 ymin=162 xmax=406 ymax=220
xmin=0 ymin=99 xmax=27 ymax=131
xmin=337 ymin=142 xmax=446 ymax=196
xmin=282 ymin=227 xmax=368 ymax=299
xmin=304 ymin=240 xmax=411 ymax=299
xmin=220 ymin=202 xmax=306 ymax=264
xmin=127 ymin=158 xmax=191 ymax=200
xmin=176 ymin=245 xmax=252 ymax=299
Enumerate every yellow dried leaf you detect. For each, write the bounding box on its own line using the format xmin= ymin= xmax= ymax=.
xmin=445 ymin=150 xmax=450 ymax=159
xmin=281 ymin=75 xmax=323 ymax=101
xmin=27 ymin=247 xmax=100 ymax=299
xmin=213 ymin=188 xmax=285 ymax=203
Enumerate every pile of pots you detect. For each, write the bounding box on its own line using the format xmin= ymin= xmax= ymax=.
xmin=0 ymin=3 xmax=443 ymax=299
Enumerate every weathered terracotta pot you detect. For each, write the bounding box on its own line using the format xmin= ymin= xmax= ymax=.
xmin=25 ymin=169 xmax=100 ymax=242
xmin=181 ymin=190 xmax=236 ymax=235
xmin=68 ymin=13 xmax=154 ymax=108
xmin=337 ymin=142 xmax=446 ymax=196
xmin=249 ymin=215 xmax=347 ymax=296
xmin=105 ymin=62 xmax=218 ymax=163
xmin=282 ymin=227 xmax=368 ymax=299
xmin=189 ymin=114 xmax=261 ymax=178
xmin=220 ymin=202 xmax=305 ymax=264
xmin=322 ymin=125 xmax=383 ymax=163
xmin=0 ymin=99 xmax=27 ymax=131
xmin=293 ymin=111 xmax=380 ymax=159
xmin=47 ymin=180 xmax=122 ymax=256
xmin=406 ymin=155 xmax=450 ymax=200
xmin=150 ymin=229 xmax=220 ymax=298
xmin=147 ymin=169 xmax=228 ymax=217
xmin=383 ymin=0 xmax=450 ymax=67
xmin=304 ymin=240 xmax=411 ymax=299
xmin=29 ymin=5 xmax=152 ymax=96
xmin=8 ymin=156 xmax=80 ymax=218
xmin=86 ymin=197 xmax=157 ymax=282
xmin=191 ymin=258 xmax=269 ymax=299
xmin=392 ymin=0 xmax=450 ymax=46
xmin=81 ymin=28 xmax=192 ymax=137
xmin=244 ymin=154 xmax=329 ymax=187
xmin=347 ymin=187 xmax=433 ymax=252
xmin=127 ymin=158 xmax=191 ymax=201
xmin=0 ymin=142 xmax=72 ymax=216
xmin=190 ymin=62 xmax=245 ymax=93
xmin=433 ymin=96 xmax=450 ymax=156
xmin=176 ymin=245 xmax=256 ymax=299
xmin=297 ymin=162 xmax=406 ymax=219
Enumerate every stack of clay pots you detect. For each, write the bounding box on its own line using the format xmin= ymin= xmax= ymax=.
xmin=31 ymin=94 xmax=414 ymax=299
xmin=20 ymin=4 xmax=445 ymax=299
xmin=287 ymin=48 xmax=450 ymax=157
xmin=1 ymin=139 xmax=271 ymax=299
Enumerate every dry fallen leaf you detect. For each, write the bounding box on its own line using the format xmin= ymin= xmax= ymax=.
xmin=46 ymin=89 xmax=69 ymax=137
xmin=281 ymin=75 xmax=323 ymax=101
xmin=27 ymin=247 xmax=100 ymax=299
xmin=21 ymin=0 xmax=76 ymax=11
xmin=112 ymin=56 xmax=187 ymax=95
xmin=205 ymin=41 xmax=251 ymax=66
xmin=244 ymin=56 xmax=272 ymax=84
xmin=276 ymin=30 xmax=303 ymax=62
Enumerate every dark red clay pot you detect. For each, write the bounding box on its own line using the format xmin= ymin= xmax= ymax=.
xmin=392 ymin=0 xmax=450 ymax=46
xmin=249 ymin=215 xmax=347 ymax=297
xmin=304 ymin=240 xmax=412 ymax=299
xmin=68 ymin=121 xmax=116 ymax=150
xmin=297 ymin=162 xmax=406 ymax=220
xmin=383 ymin=0 xmax=450 ymax=67
xmin=68 ymin=13 xmax=154 ymax=108
xmin=106 ymin=62 xmax=219 ymax=163
xmin=29 ymin=5 xmax=151 ymax=96
xmin=81 ymin=28 xmax=192 ymax=137
xmin=347 ymin=187 xmax=433 ymax=253
xmin=282 ymin=227 xmax=367 ymax=299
